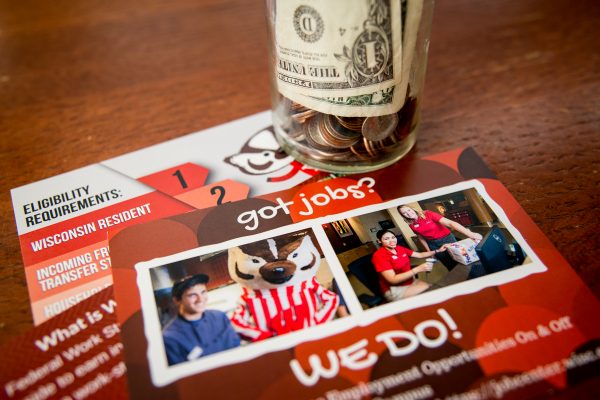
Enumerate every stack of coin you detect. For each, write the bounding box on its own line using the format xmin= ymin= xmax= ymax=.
xmin=336 ymin=116 xmax=364 ymax=131
xmin=279 ymin=95 xmax=418 ymax=164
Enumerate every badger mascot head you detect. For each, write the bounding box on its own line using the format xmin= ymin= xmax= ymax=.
xmin=228 ymin=231 xmax=339 ymax=341
xmin=224 ymin=127 xmax=292 ymax=176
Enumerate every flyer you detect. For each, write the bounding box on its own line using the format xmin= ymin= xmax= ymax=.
xmin=107 ymin=147 xmax=600 ymax=399
xmin=0 ymin=287 xmax=128 ymax=400
xmin=10 ymin=111 xmax=320 ymax=325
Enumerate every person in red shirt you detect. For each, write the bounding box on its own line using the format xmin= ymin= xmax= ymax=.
xmin=371 ymin=230 xmax=446 ymax=301
xmin=398 ymin=205 xmax=482 ymax=270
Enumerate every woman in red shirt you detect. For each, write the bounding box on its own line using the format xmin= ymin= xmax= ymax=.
xmin=398 ymin=205 xmax=482 ymax=269
xmin=371 ymin=230 xmax=446 ymax=301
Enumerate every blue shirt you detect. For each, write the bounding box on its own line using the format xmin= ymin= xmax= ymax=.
xmin=162 ymin=309 xmax=241 ymax=366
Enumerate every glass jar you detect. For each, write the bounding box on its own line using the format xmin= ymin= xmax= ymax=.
xmin=265 ymin=0 xmax=435 ymax=173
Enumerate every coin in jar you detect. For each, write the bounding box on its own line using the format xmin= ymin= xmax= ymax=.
xmin=335 ymin=116 xmax=364 ymax=132
xmin=320 ymin=115 xmax=361 ymax=148
xmin=362 ymin=114 xmax=399 ymax=141
xmin=305 ymin=114 xmax=334 ymax=151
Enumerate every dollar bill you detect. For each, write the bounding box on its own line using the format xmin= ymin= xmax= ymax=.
xmin=275 ymin=0 xmax=424 ymax=117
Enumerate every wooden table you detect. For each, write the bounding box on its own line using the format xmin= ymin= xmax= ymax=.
xmin=1 ymin=0 xmax=598 ymax=395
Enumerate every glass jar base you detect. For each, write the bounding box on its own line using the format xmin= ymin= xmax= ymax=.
xmin=274 ymin=125 xmax=418 ymax=174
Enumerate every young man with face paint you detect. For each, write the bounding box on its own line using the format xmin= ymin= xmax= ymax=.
xmin=162 ymin=274 xmax=240 ymax=365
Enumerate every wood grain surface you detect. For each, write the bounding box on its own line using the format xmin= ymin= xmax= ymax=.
xmin=0 ymin=0 xmax=599 ymax=395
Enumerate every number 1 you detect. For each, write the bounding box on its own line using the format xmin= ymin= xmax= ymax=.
xmin=172 ymin=169 xmax=188 ymax=189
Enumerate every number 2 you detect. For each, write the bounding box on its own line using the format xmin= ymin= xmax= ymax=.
xmin=210 ymin=186 xmax=228 ymax=205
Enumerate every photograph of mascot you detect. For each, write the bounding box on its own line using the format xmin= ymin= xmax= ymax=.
xmin=228 ymin=230 xmax=339 ymax=341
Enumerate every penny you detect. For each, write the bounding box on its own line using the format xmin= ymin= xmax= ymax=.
xmin=363 ymin=138 xmax=379 ymax=158
xmin=325 ymin=115 xmax=361 ymax=138
xmin=291 ymin=101 xmax=308 ymax=112
xmin=305 ymin=114 xmax=337 ymax=151
xmin=362 ymin=114 xmax=399 ymax=141
xmin=319 ymin=115 xmax=361 ymax=148
xmin=291 ymin=109 xmax=317 ymax=124
xmin=335 ymin=116 xmax=364 ymax=132
xmin=349 ymin=141 xmax=372 ymax=160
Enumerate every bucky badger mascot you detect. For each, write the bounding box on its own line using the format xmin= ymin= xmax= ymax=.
xmin=228 ymin=232 xmax=339 ymax=341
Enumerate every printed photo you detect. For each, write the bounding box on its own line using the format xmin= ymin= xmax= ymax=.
xmin=147 ymin=228 xmax=346 ymax=367
xmin=323 ymin=187 xmax=531 ymax=309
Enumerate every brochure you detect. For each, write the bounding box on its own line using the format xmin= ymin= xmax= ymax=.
xmin=106 ymin=147 xmax=600 ymax=399
xmin=0 ymin=287 xmax=128 ymax=400
xmin=10 ymin=111 xmax=319 ymax=324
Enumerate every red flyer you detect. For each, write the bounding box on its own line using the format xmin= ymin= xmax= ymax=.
xmin=0 ymin=287 xmax=128 ymax=400
xmin=103 ymin=147 xmax=600 ymax=399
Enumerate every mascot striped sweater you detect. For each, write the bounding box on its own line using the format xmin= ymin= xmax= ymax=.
xmin=230 ymin=277 xmax=339 ymax=341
